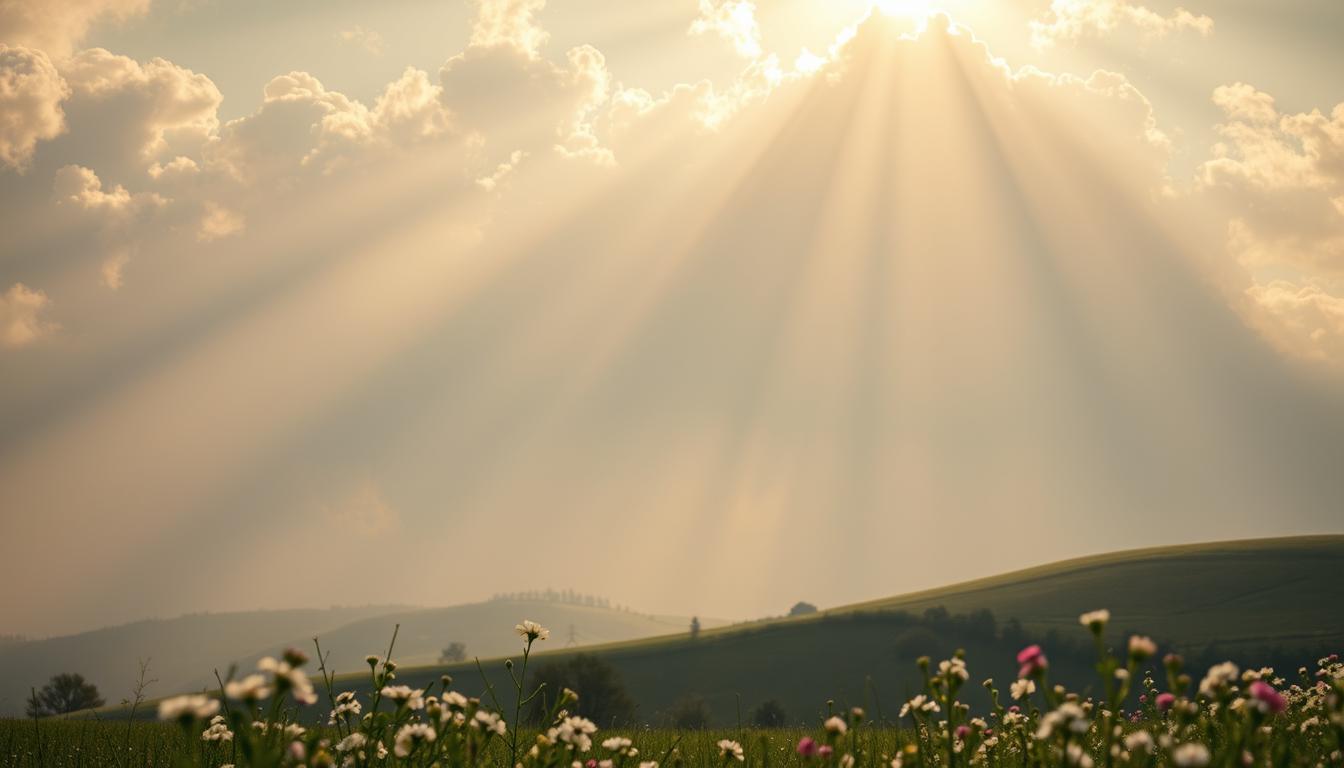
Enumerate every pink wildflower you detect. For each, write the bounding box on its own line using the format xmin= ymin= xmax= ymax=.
xmin=819 ymin=746 xmax=833 ymax=759
xmin=1017 ymin=645 xmax=1048 ymax=678
xmin=797 ymin=738 xmax=819 ymax=757
xmin=1249 ymin=681 xmax=1286 ymax=714
xmin=1156 ymin=693 xmax=1175 ymax=713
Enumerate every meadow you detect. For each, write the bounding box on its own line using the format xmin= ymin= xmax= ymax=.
xmin=2 ymin=610 xmax=1341 ymax=767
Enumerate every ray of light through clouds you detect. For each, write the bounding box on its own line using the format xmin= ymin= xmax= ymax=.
xmin=0 ymin=0 xmax=1342 ymax=637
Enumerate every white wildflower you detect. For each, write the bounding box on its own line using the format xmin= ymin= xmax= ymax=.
xmin=393 ymin=723 xmax=437 ymax=758
xmin=717 ymin=739 xmax=744 ymax=761
xmin=1079 ymin=609 xmax=1110 ymax=630
xmin=1010 ymin=679 xmax=1036 ymax=700
xmin=158 ymin=695 xmax=220 ymax=721
xmin=824 ymin=716 xmax=848 ymax=735
xmin=1171 ymin=743 xmax=1210 ymax=768
xmin=515 ymin=620 xmax=550 ymax=642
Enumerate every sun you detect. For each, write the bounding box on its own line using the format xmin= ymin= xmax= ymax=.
xmin=871 ymin=0 xmax=940 ymax=18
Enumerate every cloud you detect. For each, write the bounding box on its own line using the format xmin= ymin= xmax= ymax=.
xmin=439 ymin=5 xmax=611 ymax=164
xmin=58 ymin=48 xmax=221 ymax=179
xmin=1244 ymin=280 xmax=1344 ymax=363
xmin=0 ymin=45 xmax=70 ymax=172
xmin=336 ymin=24 xmax=384 ymax=56
xmin=53 ymin=162 xmax=165 ymax=217
xmin=467 ymin=0 xmax=549 ymax=58
xmin=690 ymin=0 xmax=763 ymax=60
xmin=0 ymin=282 xmax=58 ymax=348
xmin=1199 ymin=83 xmax=1344 ymax=276
xmin=210 ymin=67 xmax=452 ymax=183
xmin=1029 ymin=0 xmax=1213 ymax=49
xmin=0 ymin=0 xmax=151 ymax=59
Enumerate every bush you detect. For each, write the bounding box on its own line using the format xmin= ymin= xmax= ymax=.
xmin=750 ymin=698 xmax=787 ymax=727
xmin=666 ymin=694 xmax=709 ymax=729
xmin=527 ymin=654 xmax=636 ymax=727
xmin=26 ymin=672 xmax=104 ymax=717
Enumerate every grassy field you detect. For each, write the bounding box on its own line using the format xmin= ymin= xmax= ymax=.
xmin=0 ymin=721 xmax=906 ymax=768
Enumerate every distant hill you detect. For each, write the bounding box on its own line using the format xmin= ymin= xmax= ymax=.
xmin=176 ymin=600 xmax=723 ymax=692
xmin=0 ymin=601 xmax=719 ymax=717
xmin=837 ymin=534 xmax=1344 ymax=653
xmin=368 ymin=536 xmax=1344 ymax=727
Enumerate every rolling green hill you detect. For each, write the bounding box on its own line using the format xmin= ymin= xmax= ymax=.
xmin=373 ymin=536 xmax=1344 ymax=727
xmin=88 ymin=536 xmax=1344 ymax=727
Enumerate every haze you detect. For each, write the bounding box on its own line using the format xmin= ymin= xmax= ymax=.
xmin=1 ymin=0 xmax=1342 ymax=639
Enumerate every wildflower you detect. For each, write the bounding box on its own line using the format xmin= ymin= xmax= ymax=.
xmin=1129 ymin=635 xmax=1157 ymax=661
xmin=335 ymin=733 xmax=367 ymax=753
xmin=474 ymin=709 xmax=507 ymax=736
xmin=603 ymin=737 xmax=634 ymax=755
xmin=393 ymin=723 xmax=437 ymax=758
xmin=1079 ymin=609 xmax=1110 ymax=633
xmin=639 ymin=763 xmax=659 ymax=768
xmin=380 ymin=685 xmax=425 ymax=710
xmin=201 ymin=715 xmax=233 ymax=743
xmin=550 ymin=715 xmax=599 ymax=752
xmin=717 ymin=739 xmax=744 ymax=762
xmin=258 ymin=656 xmax=318 ymax=705
xmin=1156 ymin=692 xmax=1175 ymax=712
xmin=1248 ymin=680 xmax=1287 ymax=714
xmin=1066 ymin=743 xmax=1094 ymax=768
xmin=516 ymin=620 xmax=550 ymax=642
xmin=819 ymin=746 xmax=834 ymax=759
xmin=1017 ymin=645 xmax=1048 ymax=678
xmin=1199 ymin=662 xmax=1240 ymax=698
xmin=939 ymin=658 xmax=970 ymax=682
xmin=1171 ymin=743 xmax=1210 ymax=768
xmin=224 ymin=674 xmax=272 ymax=702
xmin=365 ymin=655 xmax=380 ymax=667
xmin=158 ymin=694 xmax=220 ymax=721
xmin=841 ymin=754 xmax=855 ymax=768
xmin=955 ymin=725 xmax=970 ymax=741
xmin=1122 ymin=731 xmax=1152 ymax=753
xmin=797 ymin=737 xmax=819 ymax=757
xmin=1036 ymin=702 xmax=1088 ymax=739
xmin=824 ymin=715 xmax=848 ymax=735
xmin=899 ymin=695 xmax=940 ymax=717
xmin=1008 ymin=678 xmax=1034 ymax=700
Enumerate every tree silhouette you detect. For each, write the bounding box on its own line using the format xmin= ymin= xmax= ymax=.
xmin=26 ymin=673 xmax=104 ymax=717
xmin=528 ymin=655 xmax=636 ymax=727
xmin=789 ymin=602 xmax=818 ymax=616
xmin=439 ymin=641 xmax=467 ymax=664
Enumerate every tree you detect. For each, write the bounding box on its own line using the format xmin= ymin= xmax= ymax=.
xmin=689 ymin=616 xmax=701 ymax=639
xmin=528 ymin=655 xmax=637 ymax=727
xmin=26 ymin=673 xmax=104 ymax=717
xmin=439 ymin=641 xmax=467 ymax=664
xmin=667 ymin=694 xmax=709 ymax=729
xmin=751 ymin=699 xmax=787 ymax=728
xmin=788 ymin=601 xmax=818 ymax=617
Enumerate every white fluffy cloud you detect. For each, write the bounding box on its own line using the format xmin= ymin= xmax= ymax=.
xmin=690 ymin=0 xmax=763 ymax=60
xmin=1244 ymin=280 xmax=1344 ymax=364
xmin=0 ymin=0 xmax=151 ymax=58
xmin=0 ymin=282 xmax=58 ymax=347
xmin=1029 ymin=0 xmax=1213 ymax=49
xmin=1200 ymin=83 xmax=1344 ymax=275
xmin=0 ymin=44 xmax=69 ymax=172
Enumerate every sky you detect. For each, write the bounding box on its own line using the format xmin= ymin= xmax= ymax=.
xmin=1 ymin=0 xmax=1342 ymax=638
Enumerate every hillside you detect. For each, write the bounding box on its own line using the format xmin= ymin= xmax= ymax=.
xmin=837 ymin=535 xmax=1344 ymax=652
xmin=371 ymin=536 xmax=1344 ymax=727
xmin=0 ymin=605 xmax=405 ymax=716
xmin=1 ymin=601 xmax=716 ymax=717
xmin=177 ymin=600 xmax=722 ymax=692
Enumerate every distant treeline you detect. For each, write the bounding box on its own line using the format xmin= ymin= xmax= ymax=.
xmin=488 ymin=589 xmax=636 ymax=613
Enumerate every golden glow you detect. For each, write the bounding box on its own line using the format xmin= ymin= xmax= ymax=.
xmin=871 ymin=0 xmax=941 ymax=19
